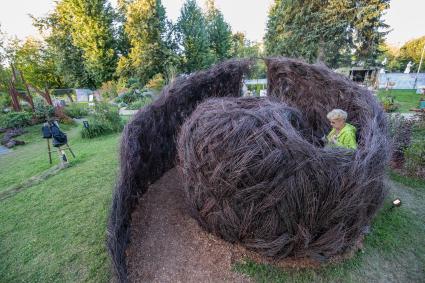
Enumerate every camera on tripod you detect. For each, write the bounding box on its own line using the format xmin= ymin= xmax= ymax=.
xmin=42 ymin=120 xmax=75 ymax=165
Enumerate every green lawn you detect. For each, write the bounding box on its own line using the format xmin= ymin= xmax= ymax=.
xmin=389 ymin=170 xmax=425 ymax=189
xmin=377 ymin=89 xmax=422 ymax=113
xmin=0 ymin=122 xmax=120 ymax=282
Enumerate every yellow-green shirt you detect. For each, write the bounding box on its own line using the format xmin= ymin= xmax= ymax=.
xmin=327 ymin=123 xmax=357 ymax=150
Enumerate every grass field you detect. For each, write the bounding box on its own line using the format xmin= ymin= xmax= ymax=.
xmin=0 ymin=122 xmax=119 ymax=282
xmin=377 ymin=89 xmax=423 ymax=113
xmin=1 ymin=119 xmax=424 ymax=282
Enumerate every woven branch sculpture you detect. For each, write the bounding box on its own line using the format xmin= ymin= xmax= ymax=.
xmin=107 ymin=58 xmax=389 ymax=282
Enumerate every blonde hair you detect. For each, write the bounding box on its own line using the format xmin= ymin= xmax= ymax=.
xmin=327 ymin=109 xmax=347 ymax=121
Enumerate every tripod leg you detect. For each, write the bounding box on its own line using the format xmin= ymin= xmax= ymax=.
xmin=57 ymin=147 xmax=68 ymax=167
xmin=61 ymin=149 xmax=68 ymax=163
xmin=67 ymin=144 xmax=76 ymax=158
xmin=47 ymin=139 xmax=52 ymax=164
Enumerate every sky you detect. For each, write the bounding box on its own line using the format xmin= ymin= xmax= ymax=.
xmin=0 ymin=0 xmax=424 ymax=46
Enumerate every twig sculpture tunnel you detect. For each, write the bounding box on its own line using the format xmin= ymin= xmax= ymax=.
xmin=107 ymin=58 xmax=390 ymax=282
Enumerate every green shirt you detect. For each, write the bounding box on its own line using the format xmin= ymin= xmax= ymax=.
xmin=327 ymin=123 xmax=357 ymax=150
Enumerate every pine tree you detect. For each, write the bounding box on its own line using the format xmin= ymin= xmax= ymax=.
xmin=205 ymin=0 xmax=232 ymax=62
xmin=60 ymin=0 xmax=118 ymax=86
xmin=265 ymin=0 xmax=389 ymax=68
xmin=353 ymin=0 xmax=390 ymax=66
xmin=117 ymin=0 xmax=177 ymax=84
xmin=177 ymin=0 xmax=213 ymax=73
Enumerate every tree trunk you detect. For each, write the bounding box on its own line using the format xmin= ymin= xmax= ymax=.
xmin=44 ymin=88 xmax=53 ymax=106
xmin=19 ymin=70 xmax=35 ymax=110
xmin=66 ymin=93 xmax=74 ymax=103
xmin=28 ymin=84 xmax=54 ymax=106
xmin=8 ymin=80 xmax=21 ymax=112
xmin=11 ymin=65 xmax=35 ymax=111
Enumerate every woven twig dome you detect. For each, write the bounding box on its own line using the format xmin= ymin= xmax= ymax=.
xmin=107 ymin=58 xmax=389 ymax=282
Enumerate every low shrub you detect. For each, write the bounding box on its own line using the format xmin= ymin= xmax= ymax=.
xmin=64 ymin=103 xmax=89 ymax=118
xmin=415 ymin=112 xmax=425 ymax=132
xmin=404 ymin=139 xmax=425 ymax=179
xmin=99 ymin=81 xmax=118 ymax=100
xmin=81 ymin=103 xmax=123 ymax=139
xmin=387 ymin=114 xmax=413 ymax=168
xmin=115 ymin=91 xmax=140 ymax=105
xmin=146 ymin=74 xmax=165 ymax=92
xmin=0 ymin=111 xmax=33 ymax=128
xmin=0 ymin=92 xmax=11 ymax=110
xmin=54 ymin=106 xmax=75 ymax=125
xmin=126 ymin=96 xmax=153 ymax=110
xmin=247 ymin=83 xmax=266 ymax=96
xmin=34 ymin=97 xmax=55 ymax=120
xmin=402 ymin=113 xmax=425 ymax=179
xmin=381 ymin=95 xmax=398 ymax=112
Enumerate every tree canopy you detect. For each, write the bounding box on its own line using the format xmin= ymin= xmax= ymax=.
xmin=177 ymin=0 xmax=213 ymax=73
xmin=33 ymin=0 xmax=117 ymax=88
xmin=265 ymin=0 xmax=389 ymax=68
xmin=399 ymin=36 xmax=425 ymax=72
xmin=117 ymin=0 xmax=177 ymax=84
xmin=2 ymin=0 xmax=418 ymax=97
xmin=380 ymin=36 xmax=425 ymax=72
xmin=11 ymin=38 xmax=63 ymax=89
xmin=205 ymin=0 xmax=232 ymax=62
xmin=59 ymin=0 xmax=117 ymax=86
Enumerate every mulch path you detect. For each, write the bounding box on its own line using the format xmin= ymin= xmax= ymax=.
xmin=126 ymin=168 xmax=252 ymax=283
xmin=126 ymin=168 xmax=364 ymax=282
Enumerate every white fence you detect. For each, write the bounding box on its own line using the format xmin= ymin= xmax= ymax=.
xmin=378 ymin=73 xmax=425 ymax=90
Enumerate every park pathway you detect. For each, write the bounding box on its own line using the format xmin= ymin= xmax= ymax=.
xmin=126 ymin=168 xmax=252 ymax=283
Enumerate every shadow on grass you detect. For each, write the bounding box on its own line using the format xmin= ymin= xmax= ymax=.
xmin=389 ymin=170 xmax=425 ymax=190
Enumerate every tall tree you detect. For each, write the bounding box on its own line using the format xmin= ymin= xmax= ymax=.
xmin=33 ymin=2 xmax=99 ymax=88
xmin=231 ymin=32 xmax=263 ymax=58
xmin=117 ymin=0 xmax=177 ymax=84
xmin=398 ymin=36 xmax=425 ymax=72
xmin=114 ymin=0 xmax=132 ymax=58
xmin=59 ymin=0 xmax=118 ymax=86
xmin=265 ymin=0 xmax=389 ymax=68
xmin=377 ymin=43 xmax=403 ymax=72
xmin=352 ymin=0 xmax=389 ymax=66
xmin=231 ymin=32 xmax=265 ymax=78
xmin=0 ymin=26 xmax=12 ymax=109
xmin=12 ymin=38 xmax=63 ymax=89
xmin=0 ymin=24 xmax=5 ymax=66
xmin=177 ymin=0 xmax=213 ymax=73
xmin=205 ymin=0 xmax=232 ymax=62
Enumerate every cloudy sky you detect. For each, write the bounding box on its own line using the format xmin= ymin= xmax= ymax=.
xmin=0 ymin=0 xmax=424 ymax=46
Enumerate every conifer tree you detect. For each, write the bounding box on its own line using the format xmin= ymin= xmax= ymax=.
xmin=265 ymin=0 xmax=389 ymax=67
xmin=205 ymin=0 xmax=232 ymax=62
xmin=60 ymin=0 xmax=117 ymax=86
xmin=177 ymin=0 xmax=213 ymax=73
xmin=117 ymin=0 xmax=177 ymax=84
